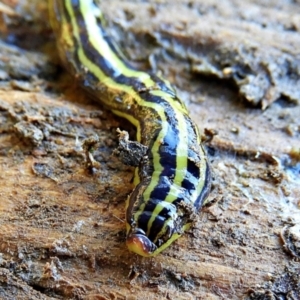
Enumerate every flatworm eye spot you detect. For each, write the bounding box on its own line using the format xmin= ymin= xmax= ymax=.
xmin=126 ymin=233 xmax=157 ymax=257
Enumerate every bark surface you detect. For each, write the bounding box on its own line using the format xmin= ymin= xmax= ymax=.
xmin=0 ymin=1 xmax=299 ymax=299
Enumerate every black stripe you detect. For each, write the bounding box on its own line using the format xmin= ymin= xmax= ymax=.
xmin=72 ymin=3 xmax=150 ymax=91
xmin=100 ymin=27 xmax=138 ymax=71
xmin=139 ymin=92 xmax=180 ymax=178
xmin=148 ymin=215 xmax=168 ymax=242
xmin=149 ymin=176 xmax=173 ymax=203
xmin=71 ymin=0 xmax=79 ymax=8
xmin=159 ymin=107 xmax=179 ymax=178
xmin=149 ymin=74 xmax=175 ymax=96
xmin=147 ymin=196 xmax=185 ymax=242
xmin=136 ymin=211 xmax=152 ymax=234
xmin=194 ymin=161 xmax=211 ymax=209
xmin=91 ymin=0 xmax=139 ymax=71
xmin=71 ymin=1 xmax=123 ymax=77
xmin=180 ymin=117 xmax=203 ymax=198
xmin=149 ymin=74 xmax=188 ymax=110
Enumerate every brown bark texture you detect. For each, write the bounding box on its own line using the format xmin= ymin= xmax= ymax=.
xmin=0 ymin=0 xmax=299 ymax=299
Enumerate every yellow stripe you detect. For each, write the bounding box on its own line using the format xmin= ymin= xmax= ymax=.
xmin=79 ymin=0 xmax=155 ymax=88
xmin=145 ymin=108 xmax=189 ymax=235
xmin=150 ymin=90 xmax=188 ymax=115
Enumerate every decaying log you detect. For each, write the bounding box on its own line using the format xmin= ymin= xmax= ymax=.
xmin=0 ymin=1 xmax=299 ymax=299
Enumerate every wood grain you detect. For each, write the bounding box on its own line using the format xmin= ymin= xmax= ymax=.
xmin=0 ymin=1 xmax=299 ymax=299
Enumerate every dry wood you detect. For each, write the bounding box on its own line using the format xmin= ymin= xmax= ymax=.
xmin=0 ymin=1 xmax=299 ymax=299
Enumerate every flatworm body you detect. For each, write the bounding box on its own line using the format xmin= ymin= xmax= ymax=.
xmin=49 ymin=0 xmax=211 ymax=257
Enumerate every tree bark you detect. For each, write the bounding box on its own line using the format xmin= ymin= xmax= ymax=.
xmin=0 ymin=1 xmax=299 ymax=299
